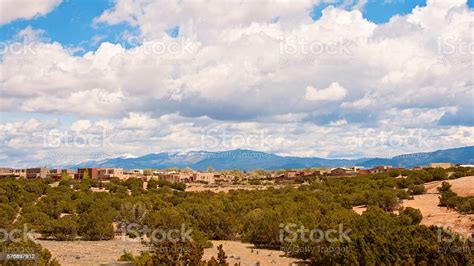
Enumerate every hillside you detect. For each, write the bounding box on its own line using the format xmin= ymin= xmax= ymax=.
xmin=75 ymin=146 xmax=474 ymax=170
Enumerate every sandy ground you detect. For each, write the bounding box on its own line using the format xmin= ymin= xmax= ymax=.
xmin=90 ymin=187 xmax=110 ymax=193
xmin=352 ymin=206 xmax=367 ymax=215
xmin=203 ymin=241 xmax=299 ymax=266
xmin=36 ymin=238 xmax=299 ymax=266
xmin=353 ymin=176 xmax=474 ymax=238
xmin=36 ymin=237 xmax=148 ymax=266
xmin=423 ymin=177 xmax=474 ymax=196
xmin=401 ymin=176 xmax=474 ymax=238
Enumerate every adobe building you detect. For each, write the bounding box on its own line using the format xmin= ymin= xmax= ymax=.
xmin=77 ymin=168 xmax=100 ymax=179
xmin=26 ymin=167 xmax=49 ymax=179
xmin=429 ymin=163 xmax=453 ymax=169
xmin=98 ymin=168 xmax=125 ymax=179
xmin=192 ymin=172 xmax=215 ymax=184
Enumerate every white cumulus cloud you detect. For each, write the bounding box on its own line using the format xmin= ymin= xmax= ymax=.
xmin=305 ymin=82 xmax=347 ymax=101
xmin=0 ymin=0 xmax=62 ymax=25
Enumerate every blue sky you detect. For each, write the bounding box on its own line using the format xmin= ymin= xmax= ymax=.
xmin=311 ymin=0 xmax=428 ymax=22
xmin=0 ymin=0 xmax=473 ymax=166
xmin=0 ymin=0 xmax=138 ymax=55
xmin=3 ymin=0 xmax=466 ymax=55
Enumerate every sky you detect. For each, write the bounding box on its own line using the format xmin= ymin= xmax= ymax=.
xmin=0 ymin=0 xmax=473 ymax=167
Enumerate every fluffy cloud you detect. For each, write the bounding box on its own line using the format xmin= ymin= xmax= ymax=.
xmin=0 ymin=0 xmax=62 ymax=25
xmin=94 ymin=0 xmax=319 ymax=40
xmin=305 ymin=82 xmax=347 ymax=101
xmin=1 ymin=0 xmax=473 ymax=166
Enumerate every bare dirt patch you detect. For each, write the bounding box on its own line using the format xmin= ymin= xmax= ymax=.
xmin=90 ymin=187 xmax=110 ymax=193
xmin=401 ymin=176 xmax=474 ymax=238
xmin=203 ymin=240 xmax=299 ymax=266
xmin=424 ymin=176 xmax=474 ymax=196
xmin=35 ymin=239 xmax=299 ymax=266
xmin=35 ymin=237 xmax=148 ymax=266
xmin=353 ymin=176 xmax=474 ymax=238
xmin=352 ymin=205 xmax=367 ymax=215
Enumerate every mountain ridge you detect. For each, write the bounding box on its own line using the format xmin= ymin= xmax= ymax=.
xmin=74 ymin=146 xmax=474 ymax=170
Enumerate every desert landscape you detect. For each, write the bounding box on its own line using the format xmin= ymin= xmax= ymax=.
xmin=36 ymin=238 xmax=299 ymax=266
xmin=203 ymin=241 xmax=298 ymax=266
xmin=36 ymin=176 xmax=474 ymax=265
xmin=354 ymin=176 xmax=474 ymax=238
xmin=36 ymin=238 xmax=146 ymax=266
xmin=401 ymin=176 xmax=474 ymax=238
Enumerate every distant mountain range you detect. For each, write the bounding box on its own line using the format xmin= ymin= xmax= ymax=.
xmin=74 ymin=146 xmax=474 ymax=171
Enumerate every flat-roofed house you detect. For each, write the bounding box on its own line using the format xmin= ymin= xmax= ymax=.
xmin=0 ymin=168 xmax=13 ymax=178
xmin=26 ymin=167 xmax=49 ymax=179
xmin=160 ymin=173 xmax=192 ymax=183
xmin=14 ymin=169 xmax=26 ymax=179
xmin=429 ymin=163 xmax=453 ymax=169
xmin=98 ymin=168 xmax=125 ymax=179
xmin=214 ymin=174 xmax=233 ymax=183
xmin=330 ymin=167 xmax=356 ymax=176
xmin=61 ymin=169 xmax=77 ymax=179
xmin=369 ymin=166 xmax=393 ymax=174
xmin=48 ymin=169 xmax=63 ymax=179
xmin=77 ymin=168 xmax=100 ymax=179
xmin=284 ymin=171 xmax=298 ymax=179
xmin=357 ymin=169 xmax=370 ymax=175
xmin=192 ymin=172 xmax=215 ymax=184
xmin=1 ymin=168 xmax=27 ymax=179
